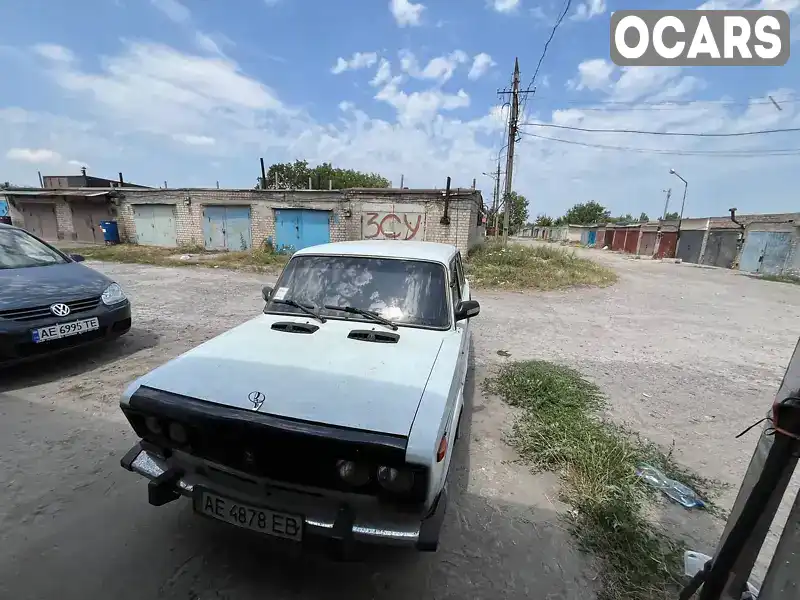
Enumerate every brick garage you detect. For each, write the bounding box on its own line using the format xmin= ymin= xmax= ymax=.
xmin=115 ymin=187 xmax=484 ymax=255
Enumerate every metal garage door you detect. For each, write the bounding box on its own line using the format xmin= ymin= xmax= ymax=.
xmin=203 ymin=206 xmax=252 ymax=251
xmin=132 ymin=204 xmax=178 ymax=247
xmin=740 ymin=231 xmax=793 ymax=275
xmin=20 ymin=203 xmax=58 ymax=240
xmin=676 ymin=230 xmax=705 ymax=263
xmin=701 ymin=231 xmax=739 ymax=269
xmin=639 ymin=232 xmax=658 ymax=256
xmin=274 ymin=209 xmax=330 ymax=252
xmin=71 ymin=200 xmax=110 ymax=244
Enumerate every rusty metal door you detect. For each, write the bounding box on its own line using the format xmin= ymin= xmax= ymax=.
xmin=71 ymin=200 xmax=109 ymax=243
xmin=20 ymin=203 xmax=58 ymax=240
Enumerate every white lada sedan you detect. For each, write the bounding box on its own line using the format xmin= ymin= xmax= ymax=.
xmin=119 ymin=240 xmax=479 ymax=553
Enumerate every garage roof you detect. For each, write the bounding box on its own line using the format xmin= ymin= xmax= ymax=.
xmin=3 ymin=190 xmax=110 ymax=197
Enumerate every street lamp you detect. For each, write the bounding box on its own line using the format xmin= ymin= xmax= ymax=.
xmin=670 ymin=168 xmax=688 ymax=253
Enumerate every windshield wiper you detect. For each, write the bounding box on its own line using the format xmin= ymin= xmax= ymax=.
xmin=324 ymin=305 xmax=399 ymax=331
xmin=272 ymin=299 xmax=326 ymax=323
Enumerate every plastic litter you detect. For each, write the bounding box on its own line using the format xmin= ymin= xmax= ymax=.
xmin=635 ymin=463 xmax=706 ymax=509
xmin=684 ymin=551 xmax=760 ymax=599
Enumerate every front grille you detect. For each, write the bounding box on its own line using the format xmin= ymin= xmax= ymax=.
xmin=0 ymin=296 xmax=101 ymax=322
xmin=124 ymin=387 xmax=428 ymax=506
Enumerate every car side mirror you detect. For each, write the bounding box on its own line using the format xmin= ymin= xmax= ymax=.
xmin=455 ymin=299 xmax=480 ymax=322
xmin=70 ymin=254 xmax=85 ymax=263
xmin=262 ymin=285 xmax=273 ymax=302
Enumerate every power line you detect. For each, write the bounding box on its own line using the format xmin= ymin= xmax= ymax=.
xmin=524 ymin=96 xmax=796 ymax=108
xmin=521 ymin=132 xmax=800 ymax=156
xmin=519 ymin=0 xmax=572 ymax=118
xmin=526 ymin=0 xmax=572 ymax=92
xmin=520 ymin=122 xmax=800 ymax=137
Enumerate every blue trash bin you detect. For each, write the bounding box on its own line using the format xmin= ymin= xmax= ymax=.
xmin=100 ymin=220 xmax=120 ymax=245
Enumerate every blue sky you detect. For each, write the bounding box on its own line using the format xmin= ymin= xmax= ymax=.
xmin=0 ymin=0 xmax=798 ymax=220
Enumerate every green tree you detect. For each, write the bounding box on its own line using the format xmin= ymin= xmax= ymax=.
xmin=485 ymin=191 xmax=528 ymax=235
xmin=609 ymin=213 xmax=635 ymax=224
xmin=664 ymin=211 xmax=679 ymax=220
xmin=258 ymin=160 xmax=391 ymax=190
xmin=562 ymin=201 xmax=610 ymax=225
xmin=534 ymin=214 xmax=554 ymax=227
xmin=639 ymin=212 xmax=650 ymax=222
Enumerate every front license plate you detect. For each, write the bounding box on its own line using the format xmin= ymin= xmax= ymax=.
xmin=194 ymin=490 xmax=303 ymax=541
xmin=31 ymin=317 xmax=100 ymax=343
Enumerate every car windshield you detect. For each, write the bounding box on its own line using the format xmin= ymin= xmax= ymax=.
xmin=0 ymin=228 xmax=67 ymax=269
xmin=267 ymin=254 xmax=450 ymax=329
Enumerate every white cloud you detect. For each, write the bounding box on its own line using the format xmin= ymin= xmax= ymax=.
xmin=195 ymin=32 xmax=223 ymax=56
xmin=571 ymin=0 xmax=607 ymax=20
xmin=172 ymin=133 xmax=216 ymax=146
xmin=568 ymin=58 xmax=615 ymax=91
xmin=67 ymin=159 xmax=89 ymax=169
xmin=371 ymin=59 xmax=392 ymax=87
xmin=150 ymin=0 xmax=191 ymax=23
xmin=397 ymin=50 xmax=469 ymax=83
xmin=263 ymin=0 xmax=281 ymax=5
xmin=390 ymin=0 xmax=425 ymax=26
xmin=491 ymin=0 xmax=520 ymax=13
xmin=39 ymin=41 xmax=285 ymax=141
xmin=331 ymin=52 xmax=378 ymax=74
xmin=468 ymin=53 xmax=496 ymax=80
xmin=33 ymin=44 xmax=74 ymax=62
xmin=6 ymin=148 xmax=62 ymax=163
xmin=338 ymin=101 xmax=354 ymax=112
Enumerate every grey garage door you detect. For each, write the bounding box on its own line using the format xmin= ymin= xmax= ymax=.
xmin=676 ymin=230 xmax=705 ymax=264
xmin=20 ymin=203 xmax=59 ymax=241
xmin=132 ymin=204 xmax=178 ymax=247
xmin=701 ymin=230 xmax=739 ymax=269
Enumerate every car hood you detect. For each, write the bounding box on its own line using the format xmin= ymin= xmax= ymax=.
xmin=124 ymin=314 xmax=448 ymax=437
xmin=0 ymin=262 xmax=112 ymax=311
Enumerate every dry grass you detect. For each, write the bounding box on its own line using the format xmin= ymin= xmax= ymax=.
xmin=759 ymin=273 xmax=800 ymax=286
xmin=63 ymin=244 xmax=289 ymax=273
xmin=466 ymin=241 xmax=617 ymax=290
xmin=486 ymin=360 xmax=722 ymax=600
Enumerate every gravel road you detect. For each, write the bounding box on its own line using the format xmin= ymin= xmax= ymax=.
xmin=1 ymin=247 xmax=797 ymax=598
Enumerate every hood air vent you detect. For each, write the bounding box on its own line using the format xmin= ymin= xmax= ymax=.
xmin=348 ymin=329 xmax=400 ymax=344
xmin=271 ymin=322 xmax=319 ymax=334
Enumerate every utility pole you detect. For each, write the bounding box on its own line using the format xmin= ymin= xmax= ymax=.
xmin=497 ymin=58 xmax=534 ymax=245
xmin=493 ymin=162 xmax=502 ymax=236
xmin=500 ymin=58 xmax=520 ymax=246
xmin=662 ymin=188 xmax=671 ymax=220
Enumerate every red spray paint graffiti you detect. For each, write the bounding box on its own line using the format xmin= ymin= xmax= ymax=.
xmin=363 ymin=212 xmax=424 ymax=240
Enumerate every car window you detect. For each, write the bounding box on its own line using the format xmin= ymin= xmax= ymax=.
xmin=0 ymin=228 xmax=67 ymax=269
xmin=455 ymin=252 xmax=465 ymax=289
xmin=450 ymin=258 xmax=462 ymax=306
xmin=267 ymin=254 xmax=451 ymax=329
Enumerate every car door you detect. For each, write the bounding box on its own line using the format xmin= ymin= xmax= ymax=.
xmin=450 ymin=255 xmax=469 ymax=407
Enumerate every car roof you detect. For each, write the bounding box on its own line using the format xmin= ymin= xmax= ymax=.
xmin=293 ymin=240 xmax=458 ymax=264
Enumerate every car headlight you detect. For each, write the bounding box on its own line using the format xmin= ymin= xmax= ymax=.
xmin=336 ymin=460 xmax=371 ymax=486
xmin=168 ymin=422 xmax=188 ymax=445
xmin=376 ymin=466 xmax=415 ymax=493
xmin=102 ymin=283 xmax=127 ymax=306
xmin=145 ymin=416 xmax=162 ymax=435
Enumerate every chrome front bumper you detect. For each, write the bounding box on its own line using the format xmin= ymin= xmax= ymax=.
xmin=121 ymin=443 xmax=446 ymax=550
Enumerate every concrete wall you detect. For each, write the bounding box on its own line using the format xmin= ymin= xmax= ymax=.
xmin=115 ymin=188 xmax=483 ymax=255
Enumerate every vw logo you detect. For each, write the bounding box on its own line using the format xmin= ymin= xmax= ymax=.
xmin=50 ymin=303 xmax=71 ymax=317
xmin=248 ymin=391 xmax=266 ymax=411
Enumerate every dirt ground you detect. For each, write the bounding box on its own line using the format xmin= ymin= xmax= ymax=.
xmin=1 ymin=246 xmax=798 ymax=598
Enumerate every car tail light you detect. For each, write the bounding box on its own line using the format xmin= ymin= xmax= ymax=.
xmin=376 ymin=466 xmax=415 ymax=493
xmin=436 ymin=434 xmax=448 ymax=462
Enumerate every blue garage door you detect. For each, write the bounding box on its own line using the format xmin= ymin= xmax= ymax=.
xmin=204 ymin=206 xmax=252 ymax=251
xmin=274 ymin=209 xmax=330 ymax=252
